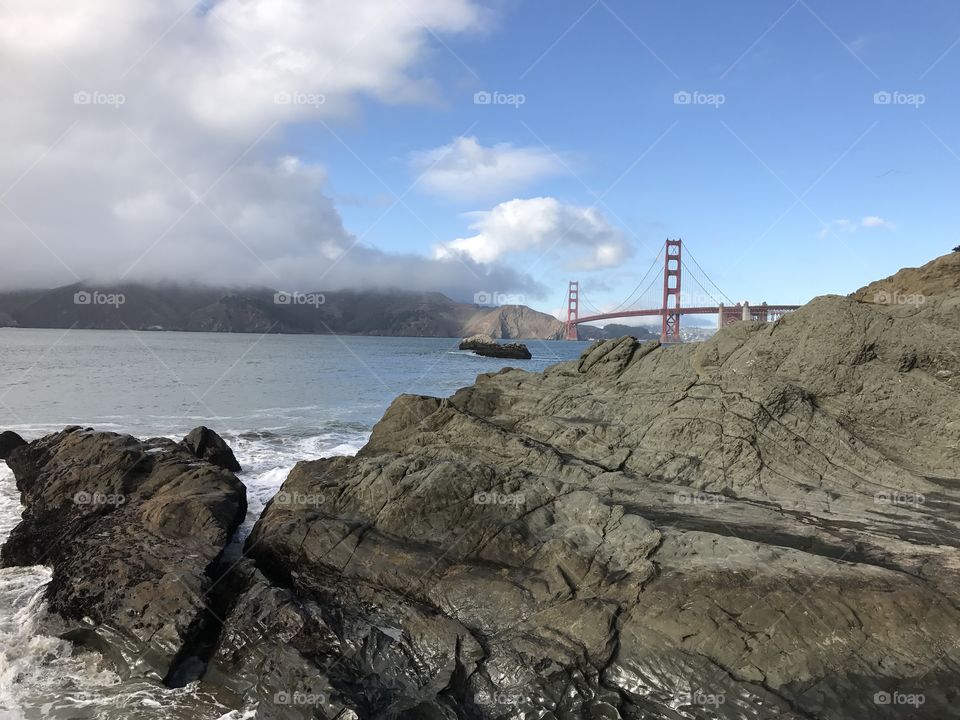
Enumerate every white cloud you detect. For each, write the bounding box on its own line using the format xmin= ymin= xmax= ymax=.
xmin=860 ymin=215 xmax=895 ymax=229
xmin=434 ymin=197 xmax=632 ymax=271
xmin=411 ymin=136 xmax=565 ymax=200
xmin=0 ymin=0 xmax=543 ymax=300
xmin=818 ymin=216 xmax=895 ymax=238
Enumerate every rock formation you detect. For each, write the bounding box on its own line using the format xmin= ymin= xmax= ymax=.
xmin=4 ymin=253 xmax=960 ymax=719
xmin=851 ymin=248 xmax=960 ymax=302
xmin=460 ymin=334 xmax=533 ymax=359
xmin=0 ymin=429 xmax=25 ymax=458
xmin=182 ymin=425 xmax=243 ymax=472
xmin=1 ymin=427 xmax=246 ymax=683
xmin=215 ymin=253 xmax=960 ymax=719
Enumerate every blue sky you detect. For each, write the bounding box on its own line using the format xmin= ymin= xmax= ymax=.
xmin=280 ymin=0 xmax=960 ymax=315
xmin=2 ymin=0 xmax=959 ymax=316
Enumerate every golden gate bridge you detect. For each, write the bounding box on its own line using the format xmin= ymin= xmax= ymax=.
xmin=563 ymin=238 xmax=801 ymax=342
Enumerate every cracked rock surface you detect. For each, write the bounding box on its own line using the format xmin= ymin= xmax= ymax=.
xmin=215 ymin=254 xmax=960 ymax=718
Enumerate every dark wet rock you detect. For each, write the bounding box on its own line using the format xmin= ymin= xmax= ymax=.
xmin=459 ymin=333 xmax=532 ymax=359
xmin=1 ymin=427 xmax=246 ymax=680
xmin=182 ymin=425 xmax=242 ymax=472
xmin=214 ymin=254 xmax=960 ymax=719
xmin=0 ymin=429 xmax=25 ymax=459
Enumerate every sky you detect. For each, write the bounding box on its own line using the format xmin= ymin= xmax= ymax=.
xmin=1 ymin=0 xmax=959 ymax=321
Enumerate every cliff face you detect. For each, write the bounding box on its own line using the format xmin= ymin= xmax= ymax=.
xmin=0 ymin=285 xmax=564 ymax=339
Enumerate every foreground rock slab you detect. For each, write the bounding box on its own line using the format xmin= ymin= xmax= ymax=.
xmin=218 ymin=254 xmax=960 ymax=719
xmin=1 ymin=426 xmax=247 ymax=681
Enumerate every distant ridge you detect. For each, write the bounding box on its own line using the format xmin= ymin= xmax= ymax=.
xmin=0 ymin=283 xmax=566 ymax=340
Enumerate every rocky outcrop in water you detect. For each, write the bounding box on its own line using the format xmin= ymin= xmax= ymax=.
xmin=460 ymin=334 xmax=533 ymax=359
xmin=0 ymin=427 xmax=246 ymax=682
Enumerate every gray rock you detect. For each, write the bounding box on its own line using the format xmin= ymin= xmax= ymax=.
xmin=182 ymin=425 xmax=242 ymax=472
xmin=460 ymin=333 xmax=532 ymax=359
xmin=0 ymin=429 xmax=25 ymax=458
xmin=1 ymin=427 xmax=246 ymax=680
xmin=219 ymin=255 xmax=960 ymax=718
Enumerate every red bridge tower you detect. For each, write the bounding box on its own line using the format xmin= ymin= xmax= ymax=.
xmin=661 ymin=238 xmax=682 ymax=343
xmin=563 ymin=280 xmax=579 ymax=340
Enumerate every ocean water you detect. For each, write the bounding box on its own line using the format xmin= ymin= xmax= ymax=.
xmin=0 ymin=328 xmax=589 ymax=719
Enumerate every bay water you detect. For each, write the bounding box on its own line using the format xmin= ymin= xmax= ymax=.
xmin=0 ymin=328 xmax=588 ymax=719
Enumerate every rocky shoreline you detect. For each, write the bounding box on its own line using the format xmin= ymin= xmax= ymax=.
xmin=3 ymin=254 xmax=960 ymax=719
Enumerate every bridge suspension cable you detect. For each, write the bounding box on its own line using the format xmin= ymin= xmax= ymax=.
xmin=580 ymin=292 xmax=606 ymax=315
xmin=682 ymin=246 xmax=734 ymax=305
xmin=683 ymin=265 xmax=723 ymax=306
xmin=606 ymin=245 xmax=664 ymax=313
xmin=633 ymin=268 xmax=664 ymax=310
xmin=579 ymin=245 xmax=664 ymax=319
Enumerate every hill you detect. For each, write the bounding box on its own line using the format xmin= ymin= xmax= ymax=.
xmin=0 ymin=283 xmax=565 ymax=339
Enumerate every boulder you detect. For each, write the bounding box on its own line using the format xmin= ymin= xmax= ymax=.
xmin=0 ymin=429 xmax=25 ymax=459
xmin=1 ymin=427 xmax=247 ymax=681
xmin=182 ymin=425 xmax=242 ymax=472
xmin=459 ymin=333 xmax=532 ymax=359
